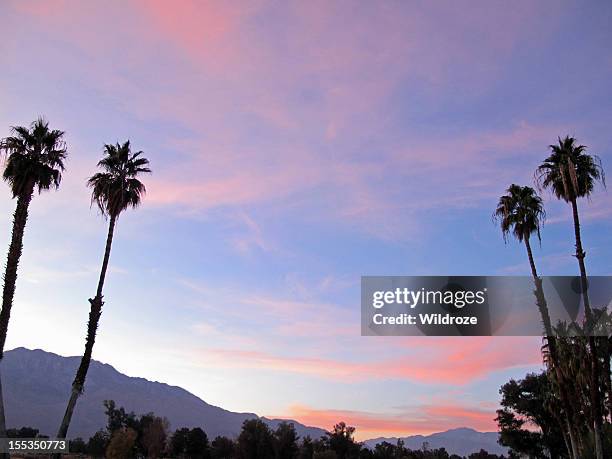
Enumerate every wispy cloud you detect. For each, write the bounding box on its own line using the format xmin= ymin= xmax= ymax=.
xmin=275 ymin=402 xmax=498 ymax=440
xmin=197 ymin=337 xmax=541 ymax=385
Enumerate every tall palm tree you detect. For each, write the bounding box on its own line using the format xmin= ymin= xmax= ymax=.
xmin=494 ymin=184 xmax=545 ymax=279
xmin=56 ymin=141 xmax=150 ymax=439
xmin=0 ymin=118 xmax=67 ymax=435
xmin=536 ymin=136 xmax=607 ymax=459
xmin=494 ymin=184 xmax=579 ymax=458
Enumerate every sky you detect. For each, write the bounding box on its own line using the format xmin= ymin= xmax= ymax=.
xmin=1 ymin=0 xmax=612 ymax=441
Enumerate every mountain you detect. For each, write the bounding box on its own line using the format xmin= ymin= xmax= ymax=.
xmin=364 ymin=428 xmax=507 ymax=457
xmin=2 ymin=348 xmax=506 ymax=457
xmin=1 ymin=347 xmax=325 ymax=440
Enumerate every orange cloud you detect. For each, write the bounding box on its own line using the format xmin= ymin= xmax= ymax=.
xmin=200 ymin=336 xmax=541 ymax=385
xmin=274 ymin=403 xmax=498 ymax=440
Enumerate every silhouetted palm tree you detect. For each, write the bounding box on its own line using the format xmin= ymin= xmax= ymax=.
xmin=57 ymin=141 xmax=150 ymax=439
xmin=494 ymin=184 xmax=545 ymax=279
xmin=494 ymin=184 xmax=580 ymax=458
xmin=536 ymin=136 xmax=606 ymax=459
xmin=0 ymin=118 xmax=66 ymax=435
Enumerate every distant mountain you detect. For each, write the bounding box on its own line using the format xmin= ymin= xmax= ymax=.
xmin=2 ymin=347 xmax=325 ymax=440
xmin=364 ymin=428 xmax=507 ymax=457
xmin=2 ymin=348 xmax=505 ymax=457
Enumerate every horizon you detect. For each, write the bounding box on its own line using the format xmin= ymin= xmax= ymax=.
xmin=5 ymin=346 xmax=502 ymax=439
xmin=1 ymin=0 xmax=611 ymax=444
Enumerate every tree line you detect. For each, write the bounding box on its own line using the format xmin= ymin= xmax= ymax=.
xmin=493 ymin=136 xmax=611 ymax=458
xmin=7 ymin=400 xmax=506 ymax=459
xmin=0 ymin=117 xmax=151 ymax=441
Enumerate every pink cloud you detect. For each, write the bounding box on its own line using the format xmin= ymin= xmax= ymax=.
xmin=3 ymin=0 xmax=569 ymax=240
xmin=135 ymin=0 xmax=255 ymax=75
xmin=199 ymin=336 xmax=541 ymax=385
xmin=274 ymin=402 xmax=497 ymax=440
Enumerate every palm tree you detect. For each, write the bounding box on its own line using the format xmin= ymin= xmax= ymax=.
xmin=536 ymin=136 xmax=607 ymax=459
xmin=0 ymin=118 xmax=67 ymax=435
xmin=494 ymin=184 xmax=579 ymax=458
xmin=56 ymin=141 xmax=150 ymax=439
xmin=494 ymin=184 xmax=545 ymax=279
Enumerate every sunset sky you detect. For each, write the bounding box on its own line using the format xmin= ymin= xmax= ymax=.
xmin=1 ymin=0 xmax=612 ymax=440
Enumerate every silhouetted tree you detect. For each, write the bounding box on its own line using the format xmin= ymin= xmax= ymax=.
xmin=536 ymin=136 xmax=606 ymax=458
xmin=172 ymin=427 xmax=210 ymax=459
xmin=468 ymin=450 xmax=504 ymax=459
xmin=171 ymin=428 xmax=190 ymax=457
xmin=95 ymin=400 xmax=170 ymax=458
xmin=494 ymin=184 xmax=578 ymax=458
xmin=237 ymin=419 xmax=275 ymax=459
xmin=6 ymin=426 xmax=40 ymax=438
xmin=314 ymin=452 xmax=337 ymax=459
xmin=211 ymin=435 xmax=235 ymax=459
xmin=106 ymin=427 xmax=138 ymax=459
xmin=371 ymin=441 xmax=395 ymax=459
xmin=326 ymin=423 xmax=359 ymax=459
xmin=0 ymin=118 xmax=67 ymax=435
xmin=69 ymin=437 xmax=88 ymax=454
xmin=494 ymin=184 xmax=546 ymax=279
xmin=496 ymin=372 xmax=566 ymax=458
xmin=104 ymin=400 xmax=138 ymax=433
xmin=141 ymin=415 xmax=169 ymax=458
xmin=299 ymin=436 xmax=314 ymax=459
xmin=87 ymin=430 xmax=109 ymax=458
xmin=57 ymin=141 xmax=150 ymax=439
xmin=274 ymin=422 xmax=299 ymax=459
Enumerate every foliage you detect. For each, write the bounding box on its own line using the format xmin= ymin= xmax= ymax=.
xmin=87 ymin=430 xmax=110 ymax=458
xmin=274 ymin=422 xmax=300 ymax=459
xmin=69 ymin=436 xmax=88 ymax=453
xmin=103 ymin=400 xmax=169 ymax=458
xmin=106 ymin=427 xmax=137 ymax=459
xmin=325 ymin=422 xmax=360 ymax=459
xmin=535 ymin=136 xmax=605 ymax=202
xmin=496 ymin=372 xmax=567 ymax=458
xmin=87 ymin=140 xmax=150 ymax=219
xmin=69 ymin=408 xmax=508 ymax=459
xmin=171 ymin=427 xmax=210 ymax=459
xmin=493 ymin=184 xmax=545 ymax=244
xmin=0 ymin=117 xmax=67 ymax=198
xmin=211 ymin=435 xmax=236 ymax=459
xmin=6 ymin=426 xmax=43 ymax=438
xmin=141 ymin=415 xmax=170 ymax=458
xmin=237 ymin=419 xmax=276 ymax=459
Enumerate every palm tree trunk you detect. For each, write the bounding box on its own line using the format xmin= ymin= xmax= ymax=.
xmin=566 ymin=418 xmax=580 ymax=459
xmin=570 ymin=198 xmax=604 ymax=459
xmin=571 ymin=199 xmax=592 ymax=319
xmin=525 ymin=237 xmax=539 ymax=280
xmin=525 ymin=237 xmax=579 ymax=459
xmin=603 ymin=337 xmax=612 ymax=423
xmin=0 ymin=187 xmax=34 ymax=357
xmin=56 ymin=215 xmax=116 ymax=439
xmin=608 ymin=338 xmax=612 ymax=422
xmin=0 ymin=185 xmax=35 ymax=437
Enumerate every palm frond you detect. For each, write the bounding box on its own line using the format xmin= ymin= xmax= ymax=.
xmin=87 ymin=140 xmax=151 ymax=218
xmin=494 ymin=184 xmax=545 ymax=244
xmin=0 ymin=117 xmax=67 ymax=197
xmin=536 ymin=136 xmax=605 ymax=202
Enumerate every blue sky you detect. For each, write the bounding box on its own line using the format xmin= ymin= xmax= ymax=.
xmin=0 ymin=0 xmax=611 ymax=439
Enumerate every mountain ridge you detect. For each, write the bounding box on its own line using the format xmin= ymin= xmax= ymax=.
xmin=2 ymin=347 xmax=324 ymax=440
xmin=1 ymin=348 xmax=506 ymax=456
xmin=364 ymin=427 xmax=506 ymax=456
